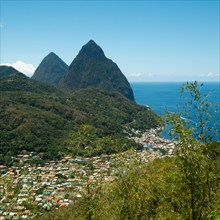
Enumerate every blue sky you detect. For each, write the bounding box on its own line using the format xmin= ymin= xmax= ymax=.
xmin=0 ymin=0 xmax=219 ymax=82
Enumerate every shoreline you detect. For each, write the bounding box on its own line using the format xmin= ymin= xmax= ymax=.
xmin=128 ymin=127 xmax=175 ymax=156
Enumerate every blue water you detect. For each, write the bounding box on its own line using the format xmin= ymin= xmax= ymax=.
xmin=131 ymin=82 xmax=220 ymax=140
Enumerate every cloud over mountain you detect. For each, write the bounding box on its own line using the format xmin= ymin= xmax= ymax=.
xmin=1 ymin=61 xmax=36 ymax=77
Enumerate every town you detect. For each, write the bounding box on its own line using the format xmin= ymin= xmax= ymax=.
xmin=0 ymin=129 xmax=175 ymax=220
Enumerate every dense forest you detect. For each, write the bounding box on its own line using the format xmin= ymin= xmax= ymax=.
xmin=0 ymin=73 xmax=160 ymax=164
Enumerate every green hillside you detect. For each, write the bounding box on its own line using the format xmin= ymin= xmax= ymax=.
xmin=0 ymin=73 xmax=160 ymax=164
xmin=0 ymin=65 xmax=22 ymax=79
xmin=0 ymin=72 xmax=65 ymax=95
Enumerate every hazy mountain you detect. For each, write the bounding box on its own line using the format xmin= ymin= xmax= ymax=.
xmin=0 ymin=65 xmax=23 ymax=79
xmin=59 ymin=40 xmax=135 ymax=101
xmin=32 ymin=52 xmax=68 ymax=85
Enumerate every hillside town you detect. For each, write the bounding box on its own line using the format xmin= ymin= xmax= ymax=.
xmin=0 ymin=129 xmax=175 ymax=219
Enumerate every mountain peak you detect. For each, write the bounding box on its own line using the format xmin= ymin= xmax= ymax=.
xmin=78 ymin=40 xmax=106 ymax=60
xmin=42 ymin=52 xmax=63 ymax=62
xmin=87 ymin=39 xmax=97 ymax=45
xmin=32 ymin=52 xmax=68 ymax=85
xmin=47 ymin=51 xmax=58 ymax=57
xmin=60 ymin=40 xmax=135 ymax=101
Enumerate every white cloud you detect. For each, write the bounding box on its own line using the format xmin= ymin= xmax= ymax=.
xmin=207 ymin=71 xmax=214 ymax=77
xmin=1 ymin=61 xmax=36 ymax=77
xmin=147 ymin=72 xmax=155 ymax=77
xmin=199 ymin=71 xmax=220 ymax=78
xmin=128 ymin=72 xmax=157 ymax=82
xmin=130 ymin=72 xmax=142 ymax=77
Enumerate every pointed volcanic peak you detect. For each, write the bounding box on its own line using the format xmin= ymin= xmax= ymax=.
xmin=32 ymin=52 xmax=68 ymax=85
xmin=60 ymin=40 xmax=135 ymax=101
xmin=0 ymin=65 xmax=24 ymax=79
xmin=77 ymin=39 xmax=106 ymax=60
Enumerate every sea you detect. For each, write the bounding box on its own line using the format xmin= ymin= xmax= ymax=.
xmin=131 ymin=82 xmax=220 ymax=141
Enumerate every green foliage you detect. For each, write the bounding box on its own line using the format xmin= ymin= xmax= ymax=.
xmin=0 ymin=72 xmax=65 ymax=95
xmin=65 ymin=124 xmax=139 ymax=157
xmin=0 ymin=65 xmax=22 ymax=78
xmin=38 ymin=81 xmax=220 ymax=220
xmin=69 ymin=88 xmax=159 ymax=133
xmin=180 ymin=81 xmax=220 ymax=142
xmin=0 ymin=74 xmax=159 ymax=164
xmin=38 ymin=148 xmax=220 ymax=220
xmin=166 ymin=81 xmax=220 ymax=220
xmin=36 ymin=158 xmax=173 ymax=220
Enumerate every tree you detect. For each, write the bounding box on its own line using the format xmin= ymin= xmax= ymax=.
xmin=166 ymin=81 xmax=220 ymax=219
xmin=35 ymin=81 xmax=220 ymax=220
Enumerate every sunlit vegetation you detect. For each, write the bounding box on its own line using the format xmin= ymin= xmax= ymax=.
xmin=0 ymin=73 xmax=159 ymax=164
xmin=39 ymin=82 xmax=220 ymax=220
xmin=38 ymin=148 xmax=220 ymax=220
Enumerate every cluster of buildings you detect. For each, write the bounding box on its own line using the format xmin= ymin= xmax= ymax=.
xmin=0 ymin=128 xmax=175 ymax=219
xmin=129 ymin=128 xmax=175 ymax=156
xmin=0 ymin=154 xmax=113 ymax=219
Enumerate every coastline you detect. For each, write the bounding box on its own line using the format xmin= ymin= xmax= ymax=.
xmin=128 ymin=127 xmax=175 ymax=157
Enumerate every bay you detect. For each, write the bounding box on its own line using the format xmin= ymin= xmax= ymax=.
xmin=131 ymin=82 xmax=220 ymax=140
